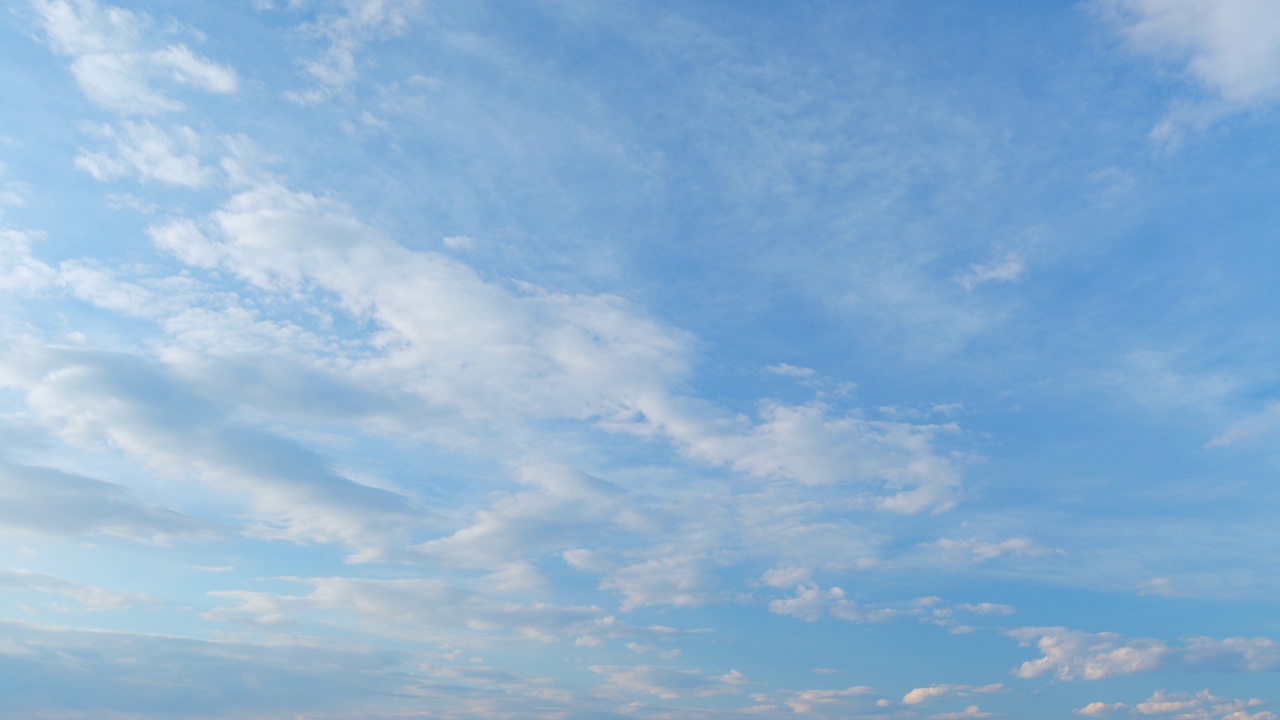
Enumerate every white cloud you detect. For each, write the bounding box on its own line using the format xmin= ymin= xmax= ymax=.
xmin=414 ymin=463 xmax=648 ymax=571
xmin=75 ymin=121 xmax=214 ymax=187
xmin=589 ymin=664 xmax=742 ymax=700
xmin=766 ymin=363 xmax=816 ymax=378
xmin=930 ymin=706 xmax=994 ymax=720
xmin=205 ymin=576 xmax=678 ymax=647
xmin=147 ymin=182 xmax=966 ymax=515
xmin=781 ymin=685 xmax=876 ymax=714
xmin=0 ymin=344 xmax=425 ymax=559
xmin=0 ymin=229 xmax=56 ymax=293
xmin=283 ymin=0 xmax=425 ymax=103
xmin=768 ymin=583 xmax=855 ymax=622
xmin=1099 ymin=0 xmax=1280 ymax=105
xmin=1076 ymin=701 xmax=1127 ymax=716
xmin=30 ymin=0 xmax=238 ymax=115
xmin=1134 ymin=690 xmax=1275 ymax=720
xmin=600 ymin=554 xmax=714 ymax=612
xmin=1182 ymin=636 xmax=1280 ymax=672
xmin=760 ymin=565 xmax=811 ymax=588
xmin=958 ymin=251 xmax=1024 ymax=291
xmin=957 ymin=602 xmax=1016 ymax=615
xmin=903 ymin=684 xmax=1004 ymax=706
xmin=1008 ymin=627 xmax=1170 ymax=680
xmin=934 ymin=535 xmax=1051 ymax=562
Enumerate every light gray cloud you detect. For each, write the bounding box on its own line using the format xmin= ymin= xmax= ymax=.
xmin=0 ymin=570 xmax=151 ymax=610
xmin=0 ymin=459 xmax=219 ymax=542
xmin=0 ymin=344 xmax=426 ymax=559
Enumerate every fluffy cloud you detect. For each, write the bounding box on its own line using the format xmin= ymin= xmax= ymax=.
xmin=0 ymin=229 xmax=56 ymax=294
xmin=75 ymin=121 xmax=214 ymax=187
xmin=1008 ymin=627 xmax=1171 ymax=680
xmin=147 ymin=181 xmax=966 ymax=514
xmin=1098 ymin=0 xmax=1280 ymax=105
xmin=902 ymin=684 xmax=1004 ymax=706
xmin=1133 ymin=690 xmax=1274 ymax=720
xmin=29 ymin=0 xmax=238 ymax=114
xmin=958 ymin=251 xmax=1024 ymax=291
xmin=933 ymin=535 xmax=1051 ymax=562
xmin=1182 ymin=636 xmax=1280 ymax=672
xmin=1010 ymin=628 xmax=1280 ymax=681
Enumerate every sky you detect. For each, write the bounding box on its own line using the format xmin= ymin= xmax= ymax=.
xmin=2 ymin=0 xmax=1280 ymax=718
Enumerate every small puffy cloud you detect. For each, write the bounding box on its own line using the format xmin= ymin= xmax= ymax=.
xmin=958 ymin=251 xmax=1024 ymax=291
xmin=768 ymin=583 xmax=854 ymax=622
xmin=1139 ymin=577 xmax=1178 ymax=597
xmin=930 ymin=706 xmax=994 ymax=720
xmin=29 ymin=0 xmax=238 ymax=115
xmin=903 ymin=684 xmax=1004 ymax=706
xmin=442 ymin=234 xmax=476 ymax=250
xmin=766 ymin=363 xmax=816 ymax=378
xmin=781 ymin=685 xmax=876 ymax=714
xmin=934 ymin=535 xmax=1051 ymax=562
xmin=761 ymin=565 xmax=811 ymax=588
xmin=1076 ymin=701 xmax=1127 ymax=716
xmin=957 ymin=602 xmax=1016 ymax=616
xmin=1008 ymin=627 xmax=1171 ymax=680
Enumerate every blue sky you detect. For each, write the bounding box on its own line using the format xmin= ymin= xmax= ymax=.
xmin=2 ymin=0 xmax=1280 ymax=718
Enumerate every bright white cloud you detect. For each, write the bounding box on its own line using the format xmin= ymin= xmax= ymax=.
xmin=30 ymin=0 xmax=238 ymax=114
